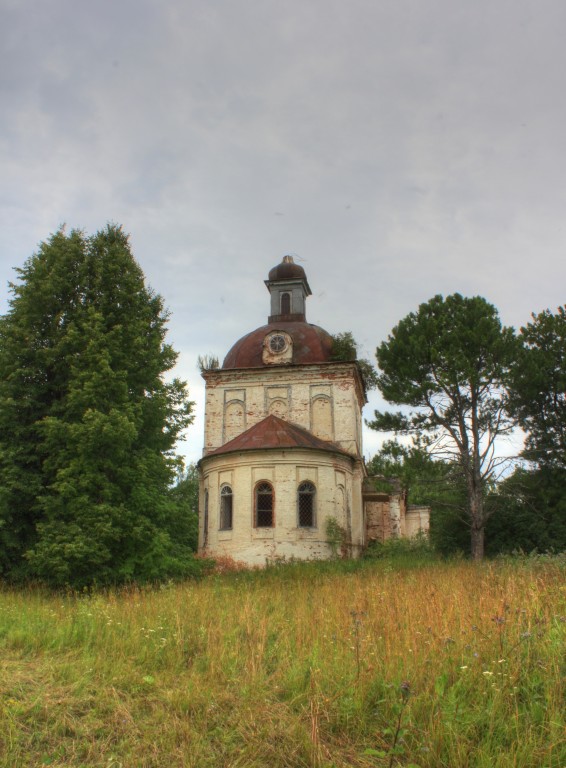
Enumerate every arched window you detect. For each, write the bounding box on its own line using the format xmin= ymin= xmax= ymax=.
xmin=219 ymin=484 xmax=233 ymax=530
xmin=298 ymin=481 xmax=316 ymax=527
xmin=203 ymin=489 xmax=209 ymax=546
xmin=280 ymin=292 xmax=291 ymax=315
xmin=255 ymin=482 xmax=274 ymax=527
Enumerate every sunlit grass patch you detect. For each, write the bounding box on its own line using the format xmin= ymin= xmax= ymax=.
xmin=0 ymin=555 xmax=564 ymax=767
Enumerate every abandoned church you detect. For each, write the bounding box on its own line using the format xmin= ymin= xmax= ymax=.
xmin=198 ymin=256 xmax=429 ymax=565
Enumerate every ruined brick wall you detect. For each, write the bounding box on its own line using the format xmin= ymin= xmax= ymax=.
xmin=365 ymin=499 xmax=390 ymax=543
xmin=363 ymin=484 xmax=410 ymax=543
xmin=405 ymin=505 xmax=431 ymax=537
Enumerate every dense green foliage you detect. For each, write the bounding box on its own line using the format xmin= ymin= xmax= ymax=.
xmin=330 ymin=331 xmax=379 ymax=391
xmin=168 ymin=463 xmax=200 ymax=552
xmin=0 ymin=225 xmax=196 ymax=586
xmin=508 ymin=306 xmax=566 ymax=469
xmin=486 ymin=466 xmax=566 ymax=555
xmin=366 ymin=439 xmax=470 ymax=555
xmin=368 ymin=294 xmax=518 ymax=559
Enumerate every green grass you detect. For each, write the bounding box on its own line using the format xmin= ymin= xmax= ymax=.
xmin=0 ymin=555 xmax=564 ymax=767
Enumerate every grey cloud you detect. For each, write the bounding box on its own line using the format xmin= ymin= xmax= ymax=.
xmin=2 ymin=0 xmax=566 ymax=462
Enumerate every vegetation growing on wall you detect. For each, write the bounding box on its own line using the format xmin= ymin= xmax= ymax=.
xmin=331 ymin=331 xmax=379 ymax=391
xmin=197 ymin=354 xmax=220 ymax=372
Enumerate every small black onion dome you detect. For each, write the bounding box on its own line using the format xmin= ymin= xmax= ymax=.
xmin=268 ymin=255 xmax=307 ymax=282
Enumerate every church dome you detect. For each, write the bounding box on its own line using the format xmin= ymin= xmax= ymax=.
xmin=268 ymin=257 xmax=307 ymax=282
xmin=222 ymin=255 xmax=331 ymax=369
xmin=222 ymin=321 xmax=333 ymax=369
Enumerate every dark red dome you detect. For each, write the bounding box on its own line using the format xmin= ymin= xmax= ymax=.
xmin=222 ymin=321 xmax=333 ymax=369
xmin=268 ymin=260 xmax=307 ymax=282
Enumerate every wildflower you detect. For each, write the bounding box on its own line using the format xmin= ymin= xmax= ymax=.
xmin=400 ymin=681 xmax=411 ymax=702
xmin=460 ymin=665 xmax=468 ymax=670
xmin=482 ymin=671 xmax=493 ymax=676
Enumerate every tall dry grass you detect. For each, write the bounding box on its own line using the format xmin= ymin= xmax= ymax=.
xmin=0 ymin=556 xmax=564 ymax=767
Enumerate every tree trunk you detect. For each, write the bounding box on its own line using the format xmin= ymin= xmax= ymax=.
xmin=469 ymin=484 xmax=485 ymax=560
xmin=470 ymin=523 xmax=485 ymax=560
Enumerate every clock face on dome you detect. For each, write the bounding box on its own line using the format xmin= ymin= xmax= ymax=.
xmin=269 ymin=334 xmax=287 ymax=353
xmin=263 ymin=331 xmax=293 ymax=364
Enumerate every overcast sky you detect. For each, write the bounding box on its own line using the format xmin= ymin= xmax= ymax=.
xmin=2 ymin=0 xmax=565 ymax=464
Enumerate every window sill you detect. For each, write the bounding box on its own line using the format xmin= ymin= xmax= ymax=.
xmin=252 ymin=528 xmax=274 ymax=539
xmin=297 ymin=527 xmax=318 ymax=537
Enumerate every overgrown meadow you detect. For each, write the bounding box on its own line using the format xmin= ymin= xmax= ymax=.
xmin=1 ymin=555 xmax=564 ymax=768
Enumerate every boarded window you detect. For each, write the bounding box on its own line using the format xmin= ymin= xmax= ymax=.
xmin=224 ymin=401 xmax=244 ymax=442
xmin=298 ymin=481 xmax=316 ymax=527
xmin=280 ymin=292 xmax=291 ymax=314
xmin=335 ymin=485 xmax=345 ymax=519
xmin=219 ymin=485 xmax=233 ymax=530
xmin=312 ymin=396 xmax=333 ymax=441
xmin=255 ymin=482 xmax=274 ymax=527
xmin=268 ymin=398 xmax=288 ymax=419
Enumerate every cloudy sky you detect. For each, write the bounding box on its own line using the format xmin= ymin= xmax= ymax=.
xmin=2 ymin=0 xmax=565 ymax=464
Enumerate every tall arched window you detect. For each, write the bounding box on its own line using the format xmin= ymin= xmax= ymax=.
xmin=255 ymin=482 xmax=274 ymax=527
xmin=280 ymin=292 xmax=291 ymax=315
xmin=298 ymin=481 xmax=316 ymax=527
xmin=219 ymin=484 xmax=233 ymax=530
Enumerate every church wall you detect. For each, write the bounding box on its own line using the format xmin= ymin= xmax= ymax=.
xmin=363 ymin=493 xmax=430 ymax=544
xmin=202 ymin=362 xmax=365 ymax=458
xmin=350 ymin=462 xmax=366 ymax=549
xmin=365 ymin=499 xmax=390 ymax=542
xmin=364 ymin=494 xmax=405 ymax=542
xmin=199 ymin=448 xmax=362 ymax=566
xmin=405 ymin=506 xmax=431 ymax=537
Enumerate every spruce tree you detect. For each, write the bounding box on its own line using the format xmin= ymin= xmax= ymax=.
xmin=0 ymin=225 xmax=194 ymax=585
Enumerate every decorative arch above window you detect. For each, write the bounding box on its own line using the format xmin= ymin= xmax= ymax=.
xmin=219 ymin=484 xmax=233 ymax=530
xmin=298 ymin=481 xmax=316 ymax=528
xmin=255 ymin=482 xmax=274 ymax=527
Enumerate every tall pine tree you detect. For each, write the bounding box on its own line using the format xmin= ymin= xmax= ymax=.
xmin=0 ymin=225 xmax=194 ymax=586
xmin=368 ymin=294 xmax=518 ymax=560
